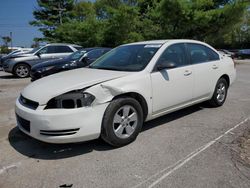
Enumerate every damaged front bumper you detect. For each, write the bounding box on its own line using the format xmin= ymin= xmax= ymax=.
xmin=15 ymin=98 xmax=109 ymax=144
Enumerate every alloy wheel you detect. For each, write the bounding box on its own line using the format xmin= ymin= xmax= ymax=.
xmin=112 ymin=105 xmax=138 ymax=139
xmin=216 ymin=82 xmax=226 ymax=103
xmin=16 ymin=65 xmax=29 ymax=78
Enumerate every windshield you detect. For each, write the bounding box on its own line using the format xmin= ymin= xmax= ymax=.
xmin=67 ymin=50 xmax=86 ymax=61
xmin=89 ymin=44 xmax=161 ymax=71
xmin=27 ymin=47 xmax=42 ymax=54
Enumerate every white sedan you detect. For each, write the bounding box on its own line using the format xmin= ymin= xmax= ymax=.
xmin=15 ymin=40 xmax=236 ymax=146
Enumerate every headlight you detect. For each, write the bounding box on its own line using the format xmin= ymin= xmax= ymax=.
xmin=45 ymin=91 xmax=95 ymax=109
xmin=62 ymin=62 xmax=77 ymax=69
xmin=41 ymin=66 xmax=55 ymax=72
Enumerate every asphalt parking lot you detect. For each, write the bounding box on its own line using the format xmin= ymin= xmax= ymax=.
xmin=0 ymin=63 xmax=250 ymax=188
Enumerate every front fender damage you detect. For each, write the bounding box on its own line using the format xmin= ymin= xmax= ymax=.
xmin=85 ymin=84 xmax=124 ymax=105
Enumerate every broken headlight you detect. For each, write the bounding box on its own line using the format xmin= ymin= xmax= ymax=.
xmin=45 ymin=91 xmax=95 ymax=109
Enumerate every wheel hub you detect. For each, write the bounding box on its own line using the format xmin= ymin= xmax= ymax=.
xmin=113 ymin=105 xmax=138 ymax=139
xmin=16 ymin=65 xmax=29 ymax=77
xmin=216 ymin=82 xmax=226 ymax=103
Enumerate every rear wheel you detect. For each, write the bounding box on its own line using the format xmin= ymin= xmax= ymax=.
xmin=14 ymin=63 xmax=30 ymax=78
xmin=208 ymin=78 xmax=228 ymax=107
xmin=101 ymin=97 xmax=143 ymax=147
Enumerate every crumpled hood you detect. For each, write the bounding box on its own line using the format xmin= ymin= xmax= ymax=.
xmin=22 ymin=68 xmax=131 ymax=105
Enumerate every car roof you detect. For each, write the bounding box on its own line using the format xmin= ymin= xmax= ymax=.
xmin=124 ymin=39 xmax=209 ymax=46
xmin=46 ymin=43 xmax=82 ymax=47
xmin=80 ymin=47 xmax=112 ymax=52
xmin=125 ymin=40 xmax=168 ymax=45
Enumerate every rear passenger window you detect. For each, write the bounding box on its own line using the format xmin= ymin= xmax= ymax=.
xmin=187 ymin=43 xmax=219 ymax=64
xmin=55 ymin=46 xmax=73 ymax=53
xmin=156 ymin=43 xmax=188 ymax=68
xmin=38 ymin=46 xmax=73 ymax=54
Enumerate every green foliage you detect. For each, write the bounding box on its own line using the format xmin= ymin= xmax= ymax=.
xmin=31 ymin=0 xmax=250 ymax=48
xmin=0 ymin=46 xmax=10 ymax=54
xmin=101 ymin=4 xmax=142 ymax=46
xmin=220 ymin=4 xmax=250 ymax=48
xmin=30 ymin=0 xmax=74 ymax=41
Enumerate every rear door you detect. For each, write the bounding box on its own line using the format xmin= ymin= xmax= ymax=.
xmin=151 ymin=43 xmax=194 ymax=115
xmin=186 ymin=43 xmax=221 ymax=100
xmin=53 ymin=45 xmax=74 ymax=58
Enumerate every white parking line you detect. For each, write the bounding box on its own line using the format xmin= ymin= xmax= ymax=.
xmin=133 ymin=117 xmax=249 ymax=188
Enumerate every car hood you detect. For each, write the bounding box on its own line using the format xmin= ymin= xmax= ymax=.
xmin=11 ymin=53 xmax=33 ymax=58
xmin=31 ymin=58 xmax=68 ymax=70
xmin=1 ymin=53 xmax=29 ymax=62
xmin=22 ymin=68 xmax=132 ymax=105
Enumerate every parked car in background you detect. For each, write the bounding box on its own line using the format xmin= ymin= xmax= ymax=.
xmin=234 ymin=49 xmax=250 ymax=59
xmin=0 ymin=48 xmax=33 ymax=69
xmin=15 ymin=40 xmax=236 ymax=146
xmin=2 ymin=43 xmax=82 ymax=78
xmin=30 ymin=47 xmax=111 ymax=81
xmin=217 ymin=49 xmax=235 ymax=58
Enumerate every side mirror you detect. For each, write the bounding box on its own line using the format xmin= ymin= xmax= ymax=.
xmin=82 ymin=56 xmax=90 ymax=63
xmin=157 ymin=61 xmax=177 ymax=71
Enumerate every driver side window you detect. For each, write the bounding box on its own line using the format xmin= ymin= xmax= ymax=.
xmin=156 ymin=43 xmax=188 ymax=68
xmin=38 ymin=47 xmax=48 ymax=55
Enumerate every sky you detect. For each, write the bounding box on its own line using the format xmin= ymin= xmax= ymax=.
xmin=0 ymin=0 xmax=42 ymax=47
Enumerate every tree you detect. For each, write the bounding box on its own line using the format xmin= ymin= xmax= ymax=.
xmin=0 ymin=36 xmax=11 ymax=54
xmin=31 ymin=0 xmax=249 ymax=48
xmin=31 ymin=38 xmax=41 ymax=48
xmin=30 ymin=0 xmax=74 ymax=41
xmin=222 ymin=5 xmax=250 ymax=48
xmin=1 ymin=36 xmax=11 ymax=46
xmin=53 ymin=1 xmax=104 ymax=47
xmin=101 ymin=4 xmax=143 ymax=47
xmin=151 ymin=0 xmax=249 ymax=48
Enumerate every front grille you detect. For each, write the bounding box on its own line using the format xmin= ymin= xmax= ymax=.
xmin=19 ymin=95 xmax=39 ymax=110
xmin=16 ymin=114 xmax=30 ymax=132
xmin=40 ymin=128 xmax=79 ymax=136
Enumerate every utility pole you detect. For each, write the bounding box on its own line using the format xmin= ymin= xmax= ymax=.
xmin=10 ymin=32 xmax=12 ymax=50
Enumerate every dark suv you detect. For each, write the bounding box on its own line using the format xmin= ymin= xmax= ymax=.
xmin=30 ymin=47 xmax=111 ymax=81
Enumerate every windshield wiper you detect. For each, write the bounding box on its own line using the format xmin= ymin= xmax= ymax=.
xmin=89 ymin=66 xmax=122 ymax=71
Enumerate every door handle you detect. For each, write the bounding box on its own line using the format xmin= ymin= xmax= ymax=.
xmin=184 ymin=70 xmax=192 ymax=76
xmin=212 ymin=65 xmax=218 ymax=69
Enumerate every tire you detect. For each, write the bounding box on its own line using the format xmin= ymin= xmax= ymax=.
xmin=208 ymin=77 xmax=228 ymax=107
xmin=14 ymin=63 xmax=30 ymax=78
xmin=101 ymin=97 xmax=143 ymax=147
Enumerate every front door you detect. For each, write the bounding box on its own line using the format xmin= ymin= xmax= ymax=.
xmin=151 ymin=43 xmax=194 ymax=115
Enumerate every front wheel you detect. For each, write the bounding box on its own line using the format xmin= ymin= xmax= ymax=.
xmin=14 ymin=63 xmax=30 ymax=78
xmin=101 ymin=97 xmax=143 ymax=147
xmin=208 ymin=78 xmax=228 ymax=107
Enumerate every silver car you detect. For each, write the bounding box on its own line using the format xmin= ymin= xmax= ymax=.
xmin=2 ymin=43 xmax=82 ymax=78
